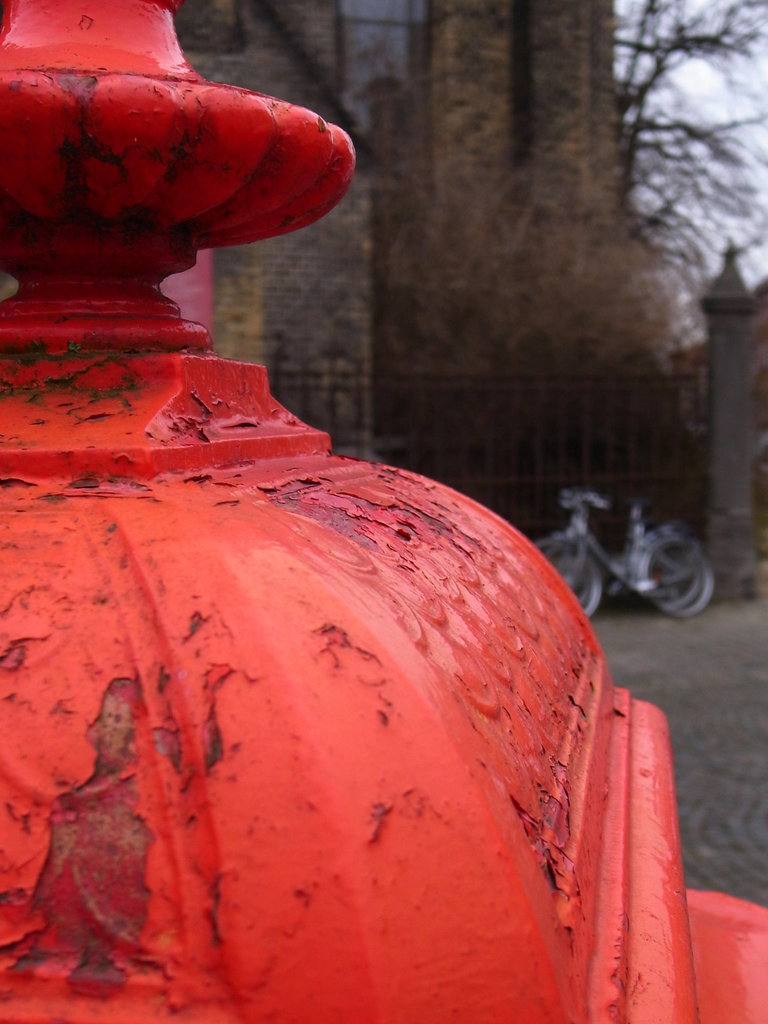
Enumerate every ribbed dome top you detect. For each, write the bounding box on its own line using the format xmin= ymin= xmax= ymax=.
xmin=0 ymin=436 xmax=607 ymax=1022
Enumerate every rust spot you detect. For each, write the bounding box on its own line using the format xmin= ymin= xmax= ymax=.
xmin=203 ymin=703 xmax=223 ymax=772
xmin=369 ymin=802 xmax=393 ymax=843
xmin=67 ymin=477 xmax=100 ymax=489
xmin=184 ymin=610 xmax=208 ymax=641
xmin=9 ymin=678 xmax=152 ymax=991
xmin=5 ymin=803 xmax=31 ymax=834
xmin=73 ymin=412 xmax=113 ymax=423
xmin=540 ymin=793 xmax=569 ymax=849
xmin=0 ymin=889 xmax=29 ymax=907
xmin=510 ymin=793 xmax=558 ymax=890
xmin=51 ymin=699 xmax=75 ymax=716
xmin=157 ymin=665 xmax=171 ymax=693
xmin=153 ymin=727 xmax=182 ymax=773
xmin=568 ymin=694 xmax=587 ymax=720
xmin=314 ymin=624 xmax=380 ymax=670
xmin=401 ymin=789 xmax=435 ymax=821
xmin=541 ymin=859 xmax=558 ymax=892
xmin=0 ymin=643 xmax=26 ymax=671
xmin=68 ymin=957 xmax=126 ymax=998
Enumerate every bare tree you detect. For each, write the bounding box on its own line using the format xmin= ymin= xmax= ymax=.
xmin=375 ymin=171 xmax=679 ymax=377
xmin=615 ymin=0 xmax=768 ymax=270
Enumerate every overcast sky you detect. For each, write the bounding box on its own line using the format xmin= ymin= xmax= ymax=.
xmin=614 ymin=0 xmax=768 ymax=287
xmin=680 ymin=57 xmax=768 ymax=283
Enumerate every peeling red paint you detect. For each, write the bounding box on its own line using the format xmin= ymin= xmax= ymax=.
xmin=368 ymin=802 xmax=393 ymax=843
xmin=1 ymin=0 xmax=767 ymax=1020
xmin=153 ymin=727 xmax=182 ymax=773
xmin=6 ymin=678 xmax=151 ymax=993
xmin=0 ymin=644 xmax=26 ymax=671
xmin=314 ymin=623 xmax=381 ymax=670
xmin=5 ymin=403 xmax=768 ymax=1021
xmin=0 ymin=352 xmax=332 ymax=482
xmin=202 ymin=705 xmax=224 ymax=772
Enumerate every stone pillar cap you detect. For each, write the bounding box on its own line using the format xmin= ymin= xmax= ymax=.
xmin=702 ymin=245 xmax=756 ymax=315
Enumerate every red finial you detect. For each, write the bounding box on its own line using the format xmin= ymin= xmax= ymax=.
xmin=0 ymin=0 xmax=355 ymax=354
xmin=0 ymin=0 xmax=193 ymax=76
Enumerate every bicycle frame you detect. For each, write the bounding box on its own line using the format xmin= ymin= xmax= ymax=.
xmin=536 ymin=487 xmax=714 ymax=618
xmin=561 ymin=499 xmax=653 ymax=595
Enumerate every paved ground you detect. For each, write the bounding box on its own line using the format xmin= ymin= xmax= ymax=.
xmin=593 ymin=597 xmax=768 ymax=908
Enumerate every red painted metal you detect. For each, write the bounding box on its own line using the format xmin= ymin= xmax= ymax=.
xmin=0 ymin=0 xmax=354 ymax=355
xmin=0 ymin=1 xmax=766 ymax=1021
xmin=162 ymin=252 xmax=215 ymax=338
xmin=688 ymin=890 xmax=768 ymax=1024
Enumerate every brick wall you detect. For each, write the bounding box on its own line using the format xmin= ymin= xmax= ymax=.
xmin=174 ymin=0 xmax=620 ymax=445
xmin=531 ymin=0 xmax=617 ymax=221
xmin=429 ymin=0 xmax=513 ymax=187
xmin=176 ymin=0 xmax=373 ymax=384
xmin=428 ymin=0 xmax=617 ymax=219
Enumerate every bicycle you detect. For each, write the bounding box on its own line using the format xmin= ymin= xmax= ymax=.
xmin=534 ymin=487 xmax=714 ymax=618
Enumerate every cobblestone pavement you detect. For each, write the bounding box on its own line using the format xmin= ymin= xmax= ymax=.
xmin=593 ymin=597 xmax=768 ymax=908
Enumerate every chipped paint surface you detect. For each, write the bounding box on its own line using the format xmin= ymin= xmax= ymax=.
xmin=0 ymin=438 xmax=605 ymax=1021
xmin=1 ymin=0 xmax=767 ymax=1019
xmin=0 ymin=344 xmax=718 ymax=1022
xmin=13 ymin=678 xmax=152 ymax=996
xmin=4 ymin=348 xmax=764 ymax=1021
xmin=0 ymin=352 xmax=330 ymax=481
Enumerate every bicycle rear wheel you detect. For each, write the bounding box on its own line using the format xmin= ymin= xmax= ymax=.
xmin=639 ymin=531 xmax=714 ymax=617
xmin=536 ymin=533 xmax=603 ymax=617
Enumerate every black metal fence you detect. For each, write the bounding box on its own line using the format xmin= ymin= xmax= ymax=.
xmin=270 ymin=366 xmax=709 ymax=546
xmin=270 ymin=357 xmax=371 ymax=454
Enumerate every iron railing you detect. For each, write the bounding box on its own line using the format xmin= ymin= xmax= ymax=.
xmin=270 ymin=366 xmax=709 ymax=544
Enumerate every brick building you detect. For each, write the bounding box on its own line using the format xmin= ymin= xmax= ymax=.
xmin=174 ymin=0 xmax=374 ymax=380
xmin=174 ymin=0 xmax=619 ymax=440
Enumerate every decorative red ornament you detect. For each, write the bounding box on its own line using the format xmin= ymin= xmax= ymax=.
xmin=0 ymin=1 xmax=766 ymax=1022
xmin=0 ymin=0 xmax=355 ymax=354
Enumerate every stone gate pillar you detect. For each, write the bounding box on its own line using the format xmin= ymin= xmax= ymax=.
xmin=702 ymin=247 xmax=757 ymax=599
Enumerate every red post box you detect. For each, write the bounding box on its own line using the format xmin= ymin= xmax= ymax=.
xmin=0 ymin=2 xmax=765 ymax=1021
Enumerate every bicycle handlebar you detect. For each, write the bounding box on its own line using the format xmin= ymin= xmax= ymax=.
xmin=559 ymin=487 xmax=612 ymax=511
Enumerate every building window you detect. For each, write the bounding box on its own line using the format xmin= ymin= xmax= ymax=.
xmin=337 ymin=0 xmax=429 ymax=130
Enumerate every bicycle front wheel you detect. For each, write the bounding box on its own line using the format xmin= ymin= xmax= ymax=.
xmin=639 ymin=532 xmax=714 ymax=617
xmin=536 ymin=533 xmax=603 ymax=617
